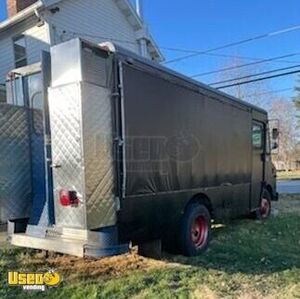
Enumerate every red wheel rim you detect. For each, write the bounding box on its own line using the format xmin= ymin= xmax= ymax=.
xmin=260 ymin=198 xmax=270 ymax=218
xmin=191 ymin=216 xmax=208 ymax=249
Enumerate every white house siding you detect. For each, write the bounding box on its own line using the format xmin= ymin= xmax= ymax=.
xmin=25 ymin=22 xmax=50 ymax=65
xmin=0 ymin=35 xmax=14 ymax=84
xmin=0 ymin=16 xmax=49 ymax=84
xmin=46 ymin=0 xmax=140 ymax=54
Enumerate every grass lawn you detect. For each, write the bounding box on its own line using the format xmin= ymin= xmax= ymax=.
xmin=0 ymin=194 xmax=299 ymax=299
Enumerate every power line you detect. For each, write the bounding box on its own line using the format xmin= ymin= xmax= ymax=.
xmin=164 ymin=24 xmax=300 ymax=64
xmin=61 ymin=29 xmax=300 ymax=91
xmin=241 ymin=87 xmax=294 ymax=99
xmin=58 ymin=29 xmax=140 ymax=46
xmin=210 ymin=64 xmax=300 ymax=86
xmin=57 ymin=27 xmax=300 ymax=66
xmin=216 ymin=69 xmax=300 ymax=89
xmin=190 ymin=52 xmax=300 ymax=65
xmin=191 ymin=52 xmax=300 ymax=78
xmin=58 ymin=29 xmax=298 ymax=91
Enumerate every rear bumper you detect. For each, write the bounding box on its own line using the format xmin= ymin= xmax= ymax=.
xmin=8 ymin=221 xmax=129 ymax=258
xmin=9 ymin=233 xmax=129 ymax=257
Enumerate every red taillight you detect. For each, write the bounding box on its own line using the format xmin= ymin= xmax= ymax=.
xmin=59 ymin=190 xmax=70 ymax=206
xmin=59 ymin=190 xmax=79 ymax=206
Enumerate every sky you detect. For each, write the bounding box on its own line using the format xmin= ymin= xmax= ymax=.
xmin=0 ymin=1 xmax=5 ymax=21
xmin=1 ymin=0 xmax=300 ymax=100
xmin=141 ymin=0 xmax=300 ymax=100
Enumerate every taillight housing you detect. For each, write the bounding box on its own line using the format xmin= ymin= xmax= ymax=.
xmin=59 ymin=190 xmax=79 ymax=206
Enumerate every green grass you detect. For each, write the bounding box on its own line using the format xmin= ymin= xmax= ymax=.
xmin=0 ymin=195 xmax=300 ymax=299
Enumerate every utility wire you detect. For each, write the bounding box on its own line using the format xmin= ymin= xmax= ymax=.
xmin=241 ymin=87 xmax=294 ymax=99
xmin=210 ymin=64 xmax=300 ymax=86
xmin=216 ymin=69 xmax=300 ymax=89
xmin=190 ymin=52 xmax=300 ymax=65
xmin=57 ymin=27 xmax=300 ymax=65
xmin=53 ymin=28 xmax=298 ymax=98
xmin=192 ymin=52 xmax=300 ymax=78
xmin=164 ymin=24 xmax=300 ymax=64
xmin=58 ymin=29 xmax=140 ymax=45
xmin=62 ymin=28 xmax=300 ymax=93
xmin=56 ymin=28 xmax=300 ymax=71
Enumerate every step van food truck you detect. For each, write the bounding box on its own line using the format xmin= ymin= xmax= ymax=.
xmin=0 ymin=38 xmax=278 ymax=257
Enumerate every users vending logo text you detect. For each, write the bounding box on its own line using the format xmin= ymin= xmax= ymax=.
xmin=8 ymin=270 xmax=61 ymax=291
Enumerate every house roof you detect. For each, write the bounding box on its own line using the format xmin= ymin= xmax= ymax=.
xmin=0 ymin=1 xmax=43 ymax=32
xmin=0 ymin=0 xmax=163 ymax=61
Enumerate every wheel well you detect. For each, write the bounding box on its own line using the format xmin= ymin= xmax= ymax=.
xmin=186 ymin=193 xmax=214 ymax=218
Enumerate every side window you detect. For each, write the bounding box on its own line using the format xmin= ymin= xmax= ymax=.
xmin=6 ymin=77 xmax=25 ymax=106
xmin=252 ymin=124 xmax=263 ymax=149
xmin=13 ymin=35 xmax=27 ymax=68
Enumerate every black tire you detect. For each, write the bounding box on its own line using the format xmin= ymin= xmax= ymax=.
xmin=256 ymin=188 xmax=272 ymax=220
xmin=180 ymin=203 xmax=211 ymax=256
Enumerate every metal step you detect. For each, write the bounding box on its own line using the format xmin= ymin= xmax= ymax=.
xmin=10 ymin=230 xmax=130 ymax=258
xmin=10 ymin=233 xmax=86 ymax=257
xmin=9 ymin=221 xmax=129 ymax=258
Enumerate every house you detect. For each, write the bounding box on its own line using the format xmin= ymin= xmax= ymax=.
xmin=0 ymin=0 xmax=163 ymax=102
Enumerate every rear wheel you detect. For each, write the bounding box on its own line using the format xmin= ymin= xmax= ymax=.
xmin=256 ymin=189 xmax=271 ymax=220
xmin=180 ymin=203 xmax=211 ymax=256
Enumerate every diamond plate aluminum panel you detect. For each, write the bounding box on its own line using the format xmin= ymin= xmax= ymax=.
xmin=49 ymin=82 xmax=117 ymax=230
xmin=81 ymin=83 xmax=116 ymax=229
xmin=48 ymin=83 xmax=86 ymax=229
xmin=0 ymin=104 xmax=32 ymax=223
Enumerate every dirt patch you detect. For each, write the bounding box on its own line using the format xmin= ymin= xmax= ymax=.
xmin=29 ymin=249 xmax=171 ymax=280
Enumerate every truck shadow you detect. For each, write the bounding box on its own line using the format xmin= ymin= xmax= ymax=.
xmin=162 ymin=214 xmax=300 ymax=275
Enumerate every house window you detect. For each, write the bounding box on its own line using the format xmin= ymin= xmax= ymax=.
xmin=13 ymin=35 xmax=27 ymax=68
xmin=6 ymin=78 xmax=24 ymax=106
